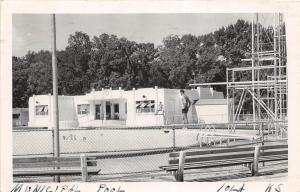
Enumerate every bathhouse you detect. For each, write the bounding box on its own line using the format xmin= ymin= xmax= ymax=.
xmin=27 ymin=87 xmax=228 ymax=128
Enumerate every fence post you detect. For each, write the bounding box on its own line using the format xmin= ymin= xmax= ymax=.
xmin=260 ymin=122 xmax=264 ymax=144
xmin=172 ymin=126 xmax=176 ymax=151
xmin=252 ymin=145 xmax=261 ymax=176
xmin=176 ymin=151 xmax=186 ymax=182
xmin=51 ymin=129 xmax=59 ymax=182
xmin=199 ymin=134 xmax=202 ymax=147
xmin=260 ymin=122 xmax=265 ymax=166
xmin=51 ymin=129 xmax=55 ymax=155
xmin=213 ymin=137 xmax=216 ymax=146
xmin=80 ymin=154 xmax=88 ymax=182
xmin=206 ymin=135 xmax=209 ymax=146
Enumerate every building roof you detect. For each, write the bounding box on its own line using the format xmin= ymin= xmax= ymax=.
xmin=195 ymin=99 xmax=227 ymax=105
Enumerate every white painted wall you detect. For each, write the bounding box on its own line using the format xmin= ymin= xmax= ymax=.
xmin=73 ymin=95 xmax=91 ymax=127
xmin=195 ymin=104 xmax=228 ymax=123
xmin=28 ymin=95 xmax=78 ymax=128
xmin=163 ymin=89 xmax=182 ymax=124
xmin=27 ymin=87 xmax=227 ymax=128
xmin=28 ymin=95 xmax=51 ymax=127
xmin=128 ymin=87 xmax=165 ymax=126
xmin=163 ymin=89 xmax=199 ymax=124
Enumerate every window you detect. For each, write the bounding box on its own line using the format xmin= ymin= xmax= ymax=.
xmin=35 ymin=105 xmax=48 ymax=116
xmin=125 ymin=102 xmax=127 ymax=114
xmin=136 ymin=100 xmax=155 ymax=113
xmin=77 ymin=104 xmax=90 ymax=115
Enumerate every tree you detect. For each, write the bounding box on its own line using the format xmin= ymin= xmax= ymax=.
xmin=12 ymin=19 xmax=278 ymax=111
xmin=157 ymin=35 xmax=198 ymax=88
xmin=12 ymin=56 xmax=30 ymax=107
xmin=26 ymin=51 xmax=52 ymax=95
xmin=64 ymin=31 xmax=92 ymax=94
xmin=87 ymin=34 xmax=157 ymax=90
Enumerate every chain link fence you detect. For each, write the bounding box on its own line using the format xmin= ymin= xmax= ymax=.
xmin=13 ymin=121 xmax=287 ymax=181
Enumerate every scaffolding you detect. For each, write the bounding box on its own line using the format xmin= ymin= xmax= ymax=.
xmin=226 ymin=13 xmax=287 ymax=136
xmin=190 ymin=13 xmax=287 ymax=137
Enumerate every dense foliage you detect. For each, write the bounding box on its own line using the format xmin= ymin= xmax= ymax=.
xmin=13 ymin=19 xmax=273 ymax=108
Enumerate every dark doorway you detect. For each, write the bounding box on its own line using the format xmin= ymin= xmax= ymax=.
xmin=95 ymin=104 xmax=101 ymax=120
xmin=114 ymin=104 xmax=119 ymax=120
xmin=106 ymin=101 xmax=111 ymax=120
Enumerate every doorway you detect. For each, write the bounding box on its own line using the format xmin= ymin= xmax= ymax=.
xmin=114 ymin=104 xmax=119 ymax=120
xmin=95 ymin=104 xmax=101 ymax=120
xmin=106 ymin=102 xmax=111 ymax=120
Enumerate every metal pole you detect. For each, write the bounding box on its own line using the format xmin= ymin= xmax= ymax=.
xmin=80 ymin=154 xmax=88 ymax=182
xmin=226 ymin=69 xmax=229 ymax=123
xmin=232 ymin=70 xmax=235 ymax=132
xmin=278 ymin=13 xmax=283 ymax=121
xmin=252 ymin=145 xmax=261 ymax=176
xmin=256 ymin=14 xmax=261 ymax=123
xmin=51 ymin=14 xmax=60 ymax=182
xmin=273 ymin=13 xmax=278 ymax=136
xmin=172 ymin=126 xmax=176 ymax=151
xmin=251 ymin=14 xmax=256 ymax=130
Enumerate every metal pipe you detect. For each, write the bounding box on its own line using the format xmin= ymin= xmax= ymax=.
xmin=252 ymin=14 xmax=256 ymax=130
xmin=226 ymin=69 xmax=229 ymax=123
xmin=189 ymin=79 xmax=287 ymax=87
xmin=273 ymin=13 xmax=279 ymax=135
xmin=51 ymin=14 xmax=60 ymax=182
xmin=278 ymin=13 xmax=283 ymax=120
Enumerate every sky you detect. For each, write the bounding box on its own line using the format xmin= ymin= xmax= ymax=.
xmin=12 ymin=13 xmax=274 ymax=57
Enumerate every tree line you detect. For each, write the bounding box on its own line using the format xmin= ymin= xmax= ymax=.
xmin=13 ymin=19 xmax=273 ymax=108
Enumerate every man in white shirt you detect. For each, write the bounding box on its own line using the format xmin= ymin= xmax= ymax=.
xmin=180 ymin=89 xmax=191 ymax=124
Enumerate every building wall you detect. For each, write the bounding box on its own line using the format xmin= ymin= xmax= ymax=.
xmin=195 ymin=104 xmax=228 ymax=123
xmin=28 ymin=95 xmax=51 ymax=127
xmin=27 ymin=87 xmax=228 ymax=128
xmin=73 ymin=95 xmax=91 ymax=127
xmin=127 ymin=87 xmax=165 ymax=126
xmin=163 ymin=89 xmax=199 ymax=124
xmin=163 ymin=89 xmax=181 ymax=124
xmin=81 ymin=88 xmax=128 ymax=127
xmin=28 ymin=95 xmax=78 ymax=128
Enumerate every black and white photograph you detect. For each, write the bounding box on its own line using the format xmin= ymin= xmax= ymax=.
xmin=10 ymin=12 xmax=288 ymax=183
xmin=2 ymin=1 xmax=300 ymax=191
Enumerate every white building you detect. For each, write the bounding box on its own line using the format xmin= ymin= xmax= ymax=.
xmin=28 ymin=87 xmax=228 ymax=128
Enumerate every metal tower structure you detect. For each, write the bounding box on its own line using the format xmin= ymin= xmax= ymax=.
xmin=189 ymin=13 xmax=287 ymax=137
xmin=226 ymin=13 xmax=287 ymax=135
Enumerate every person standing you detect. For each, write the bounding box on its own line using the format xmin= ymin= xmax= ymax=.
xmin=157 ymin=101 xmax=166 ymax=124
xmin=157 ymin=101 xmax=164 ymax=113
xmin=180 ymin=89 xmax=191 ymax=124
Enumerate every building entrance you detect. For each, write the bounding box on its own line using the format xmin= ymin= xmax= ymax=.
xmin=106 ymin=102 xmax=111 ymax=120
xmin=114 ymin=104 xmax=119 ymax=120
xmin=95 ymin=104 xmax=101 ymax=120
